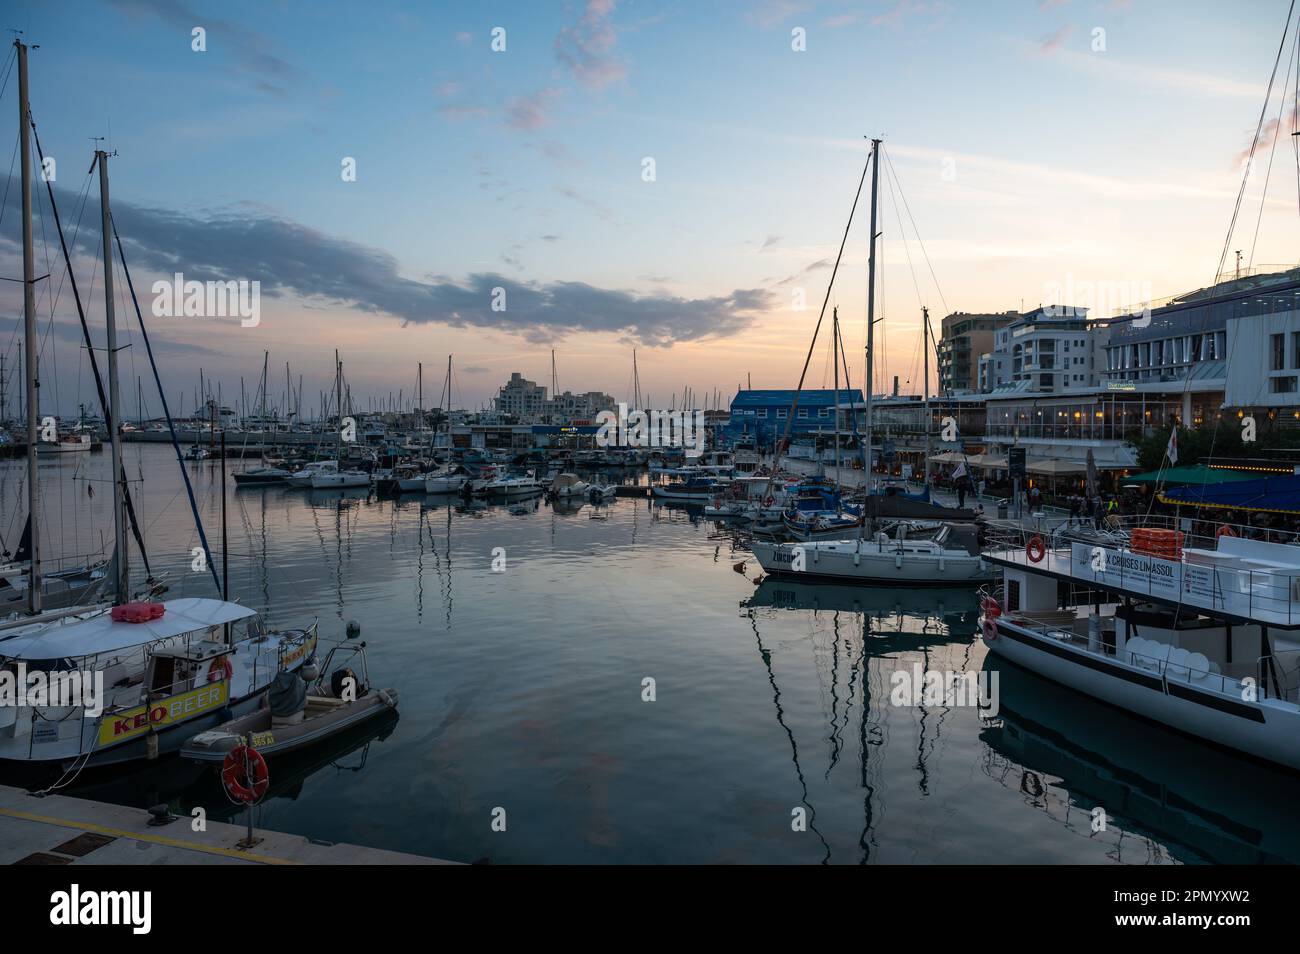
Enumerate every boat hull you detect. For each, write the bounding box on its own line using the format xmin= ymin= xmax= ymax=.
xmin=985 ymin=616 xmax=1300 ymax=773
xmin=750 ymin=539 xmax=994 ymax=585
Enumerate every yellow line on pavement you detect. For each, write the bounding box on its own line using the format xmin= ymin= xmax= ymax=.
xmin=0 ymin=804 xmax=302 ymax=865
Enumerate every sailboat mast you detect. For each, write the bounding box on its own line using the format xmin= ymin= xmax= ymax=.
xmin=864 ymin=138 xmax=880 ymax=497
xmin=922 ymin=306 xmax=931 ymax=486
xmin=335 ymin=350 xmax=343 ymax=463
xmin=96 ymin=148 xmax=129 ymax=603
xmin=16 ymin=40 xmax=40 ymax=613
xmin=832 ymin=306 xmax=841 ymax=491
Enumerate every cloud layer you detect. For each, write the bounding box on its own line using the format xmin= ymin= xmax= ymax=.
xmin=1 ymin=179 xmax=771 ymax=348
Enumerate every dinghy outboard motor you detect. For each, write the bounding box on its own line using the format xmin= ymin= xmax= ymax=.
xmin=268 ymin=670 xmax=307 ymax=726
xmin=299 ymin=654 xmax=320 ymax=682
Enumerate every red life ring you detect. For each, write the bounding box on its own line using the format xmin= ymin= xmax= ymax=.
xmin=207 ymin=656 xmax=233 ymax=683
xmin=1026 ymin=535 xmax=1046 ymax=563
xmin=982 ymin=617 xmax=998 ymax=641
xmin=1216 ymin=524 xmax=1237 ymax=539
xmin=221 ymin=744 xmax=269 ymax=804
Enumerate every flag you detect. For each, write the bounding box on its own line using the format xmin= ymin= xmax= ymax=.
xmin=952 ymin=462 xmax=968 ymax=480
xmin=1165 ymin=425 xmax=1178 ymax=465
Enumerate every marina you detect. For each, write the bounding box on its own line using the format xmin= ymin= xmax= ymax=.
xmin=0 ymin=4 xmax=1298 ymax=912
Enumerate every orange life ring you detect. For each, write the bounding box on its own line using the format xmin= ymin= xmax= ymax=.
xmin=1026 ymin=535 xmax=1046 ymax=563
xmin=982 ymin=617 xmax=998 ymax=641
xmin=1217 ymin=524 xmax=1237 ymax=539
xmin=221 ymin=744 xmax=269 ymax=803
xmin=207 ymin=656 xmax=233 ymax=683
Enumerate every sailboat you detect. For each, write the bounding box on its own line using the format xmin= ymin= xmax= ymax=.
xmin=750 ymin=138 xmax=993 ymax=586
xmin=0 ymin=44 xmax=319 ymax=769
xmin=311 ymin=351 xmax=370 ymax=489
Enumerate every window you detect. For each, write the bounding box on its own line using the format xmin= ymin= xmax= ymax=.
xmin=1292 ymin=331 xmax=1300 ymax=368
xmin=1272 ymin=376 xmax=1297 ymax=394
xmin=776 ymin=408 xmax=788 ymax=419
xmin=1273 ymin=334 xmax=1285 ymax=370
xmin=818 ymin=407 xmax=829 ymax=417
xmin=798 ymin=408 xmax=809 ymax=419
xmin=756 ymin=408 xmax=767 ymax=419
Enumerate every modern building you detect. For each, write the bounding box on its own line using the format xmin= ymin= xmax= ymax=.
xmin=978 ymin=306 xmax=1107 ymax=395
xmin=938 ymin=311 xmax=1016 ymax=393
xmin=494 ymin=372 xmax=549 ymax=421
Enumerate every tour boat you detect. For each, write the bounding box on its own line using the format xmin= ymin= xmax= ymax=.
xmin=980 ymin=519 xmax=1300 ymax=772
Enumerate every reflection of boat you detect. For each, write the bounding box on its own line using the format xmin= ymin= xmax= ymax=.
xmin=548 ymin=473 xmax=590 ymax=498
xmin=983 ymin=655 xmax=1300 ymax=864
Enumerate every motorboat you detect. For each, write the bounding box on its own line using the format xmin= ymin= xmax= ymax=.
xmin=548 ymin=473 xmax=590 ymax=498
xmin=0 ymin=598 xmax=318 ymax=768
xmin=181 ymin=642 xmax=397 ymax=763
xmin=425 ymin=466 xmax=470 ymax=494
xmin=287 ymin=460 xmax=337 ymax=487
xmin=310 ymin=468 xmax=371 ymax=489
xmin=478 ymin=471 xmax=542 ymax=498
xmin=232 ymin=466 xmax=292 ymax=486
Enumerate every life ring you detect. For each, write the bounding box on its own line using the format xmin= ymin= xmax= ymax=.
xmin=982 ymin=617 xmax=998 ymax=641
xmin=207 ymin=656 xmax=233 ymax=683
xmin=1217 ymin=524 xmax=1237 ymax=539
xmin=980 ymin=595 xmax=1001 ymax=619
xmin=764 ymin=496 xmax=774 ymax=507
xmin=1026 ymin=535 xmax=1046 ymax=563
xmin=221 ymin=744 xmax=269 ymax=804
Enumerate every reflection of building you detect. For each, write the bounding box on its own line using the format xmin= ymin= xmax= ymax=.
xmin=938 ymin=312 xmax=1015 ymax=393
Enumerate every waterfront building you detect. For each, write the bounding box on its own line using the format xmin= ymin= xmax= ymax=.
xmin=938 ymin=311 xmax=1017 ymax=393
xmin=726 ymin=388 xmax=864 ymax=448
xmin=977 ymin=306 xmax=1107 ymax=394
xmin=494 ymin=372 xmax=549 ymax=421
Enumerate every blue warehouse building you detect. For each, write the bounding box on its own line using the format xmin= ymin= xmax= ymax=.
xmin=725 ymin=388 xmax=864 ymax=448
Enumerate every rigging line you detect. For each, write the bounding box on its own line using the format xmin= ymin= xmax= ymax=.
xmin=1248 ymin=14 xmax=1300 ymax=269
xmin=762 ymin=144 xmax=873 ymax=495
xmin=109 ymin=210 xmax=221 ymax=594
xmin=1215 ymin=0 xmax=1295 ymax=282
xmin=882 ymin=161 xmax=925 ymax=391
xmin=882 ymin=147 xmax=950 ymax=318
xmin=1180 ymin=2 xmax=1299 ymax=504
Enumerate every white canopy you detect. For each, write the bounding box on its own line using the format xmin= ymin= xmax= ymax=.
xmin=0 ymin=598 xmax=256 ymax=661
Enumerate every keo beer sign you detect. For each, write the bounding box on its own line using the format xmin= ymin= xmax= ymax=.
xmin=95 ymin=681 xmax=228 ymax=748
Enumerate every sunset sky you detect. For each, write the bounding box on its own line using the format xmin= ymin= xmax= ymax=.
xmin=2 ymin=0 xmax=1298 ymax=418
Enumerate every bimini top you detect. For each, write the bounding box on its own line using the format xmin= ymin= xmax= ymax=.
xmin=0 ymin=598 xmax=256 ymax=661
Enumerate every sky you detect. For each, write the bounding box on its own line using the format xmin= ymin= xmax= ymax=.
xmin=1 ymin=0 xmax=1299 ymax=419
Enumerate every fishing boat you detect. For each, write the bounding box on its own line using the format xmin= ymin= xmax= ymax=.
xmin=180 ymin=641 xmax=396 ymax=764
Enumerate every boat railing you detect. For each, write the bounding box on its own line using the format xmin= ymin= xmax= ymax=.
xmin=984 ymin=517 xmax=1300 ymax=624
xmin=998 ymin=610 xmax=1255 ymax=700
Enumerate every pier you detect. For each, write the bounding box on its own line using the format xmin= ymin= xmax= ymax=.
xmin=0 ymin=785 xmax=456 ymax=865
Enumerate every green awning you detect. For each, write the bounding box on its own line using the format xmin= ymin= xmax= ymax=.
xmin=1126 ymin=464 xmax=1258 ymax=487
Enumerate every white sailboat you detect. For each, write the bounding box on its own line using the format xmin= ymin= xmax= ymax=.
xmin=750 ymin=139 xmax=989 ymax=586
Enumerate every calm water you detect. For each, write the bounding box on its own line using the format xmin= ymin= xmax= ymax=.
xmin=3 ymin=444 xmax=1300 ymax=864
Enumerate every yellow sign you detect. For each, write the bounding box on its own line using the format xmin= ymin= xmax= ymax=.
xmin=97 ymin=681 xmax=228 ymax=748
xmin=281 ymin=633 xmax=317 ymax=670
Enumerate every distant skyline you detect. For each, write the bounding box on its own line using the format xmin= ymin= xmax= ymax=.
xmin=2 ymin=0 xmax=1299 ymax=417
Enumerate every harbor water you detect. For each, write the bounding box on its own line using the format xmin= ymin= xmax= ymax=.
xmin=3 ymin=445 xmax=1300 ymax=864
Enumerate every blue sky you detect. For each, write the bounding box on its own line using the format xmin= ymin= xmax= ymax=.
xmin=2 ymin=0 xmax=1298 ymax=416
